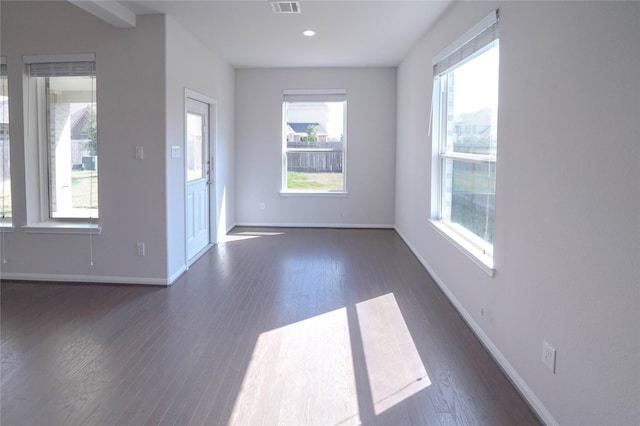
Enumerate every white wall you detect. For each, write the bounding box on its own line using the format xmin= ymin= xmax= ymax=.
xmin=396 ymin=1 xmax=640 ymax=425
xmin=235 ymin=68 xmax=396 ymax=227
xmin=0 ymin=2 xmax=169 ymax=284
xmin=165 ymin=17 xmax=235 ymax=279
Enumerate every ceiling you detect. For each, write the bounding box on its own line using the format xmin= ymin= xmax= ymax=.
xmin=113 ymin=0 xmax=451 ymax=68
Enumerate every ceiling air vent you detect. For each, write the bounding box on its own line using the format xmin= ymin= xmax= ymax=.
xmin=270 ymin=1 xmax=301 ymax=14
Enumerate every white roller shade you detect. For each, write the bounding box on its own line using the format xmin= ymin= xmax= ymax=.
xmin=433 ymin=10 xmax=499 ymax=76
xmin=24 ymin=53 xmax=96 ymax=77
xmin=283 ymin=89 xmax=346 ymax=103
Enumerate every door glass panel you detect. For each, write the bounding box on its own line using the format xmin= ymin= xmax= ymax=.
xmin=187 ymin=112 xmax=204 ymax=181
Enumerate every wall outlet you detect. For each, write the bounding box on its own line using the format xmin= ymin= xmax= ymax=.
xmin=135 ymin=145 xmax=144 ymax=160
xmin=542 ymin=340 xmax=556 ymax=373
xmin=136 ymin=243 xmax=145 ymax=257
xmin=260 ymin=202 xmax=265 ymax=210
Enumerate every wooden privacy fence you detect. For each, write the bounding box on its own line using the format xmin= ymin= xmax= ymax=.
xmin=286 ymin=142 xmax=343 ymax=173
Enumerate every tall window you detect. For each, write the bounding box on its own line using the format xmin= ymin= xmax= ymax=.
xmin=282 ymin=89 xmax=346 ymax=193
xmin=25 ymin=55 xmax=98 ymax=220
xmin=0 ymin=59 xmax=10 ymax=223
xmin=432 ymin=11 xmax=499 ymax=261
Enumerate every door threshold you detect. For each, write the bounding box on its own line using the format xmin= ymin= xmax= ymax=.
xmin=187 ymin=243 xmax=214 ymax=268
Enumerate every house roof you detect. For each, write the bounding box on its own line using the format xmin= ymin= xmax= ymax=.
xmin=287 ymin=122 xmax=326 ymax=134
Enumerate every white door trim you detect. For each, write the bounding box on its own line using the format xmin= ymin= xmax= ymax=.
xmin=184 ymin=88 xmax=218 ymax=269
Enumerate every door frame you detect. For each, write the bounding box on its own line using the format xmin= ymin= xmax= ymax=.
xmin=184 ymin=88 xmax=217 ymax=269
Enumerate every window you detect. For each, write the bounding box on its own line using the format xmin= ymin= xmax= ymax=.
xmin=282 ymin=89 xmax=346 ymax=193
xmin=0 ymin=58 xmax=11 ymax=224
xmin=25 ymin=54 xmax=98 ymax=220
xmin=431 ymin=11 xmax=499 ymax=266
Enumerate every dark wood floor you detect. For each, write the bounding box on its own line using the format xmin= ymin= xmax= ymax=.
xmin=1 ymin=227 xmax=541 ymax=426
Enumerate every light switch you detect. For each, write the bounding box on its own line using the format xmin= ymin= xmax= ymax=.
xmin=135 ymin=146 xmax=144 ymax=160
xmin=171 ymin=146 xmax=181 ymax=158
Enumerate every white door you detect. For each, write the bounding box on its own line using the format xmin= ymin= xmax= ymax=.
xmin=186 ymin=98 xmax=210 ymax=260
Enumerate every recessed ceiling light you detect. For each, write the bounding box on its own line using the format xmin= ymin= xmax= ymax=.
xmin=303 ymin=29 xmax=316 ymax=37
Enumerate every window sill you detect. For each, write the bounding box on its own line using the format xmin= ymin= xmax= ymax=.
xmin=23 ymin=222 xmax=101 ymax=235
xmin=0 ymin=222 xmax=14 ymax=231
xmin=429 ymin=219 xmax=495 ymax=277
xmin=280 ymin=191 xmax=348 ymax=197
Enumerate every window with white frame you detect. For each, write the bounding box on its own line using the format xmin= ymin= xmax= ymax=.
xmin=0 ymin=58 xmax=11 ymax=224
xmin=431 ymin=11 xmax=499 ymax=263
xmin=282 ymin=89 xmax=346 ymax=193
xmin=25 ymin=54 xmax=98 ymax=220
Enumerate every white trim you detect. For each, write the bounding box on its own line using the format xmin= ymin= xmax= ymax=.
xmin=187 ymin=243 xmax=213 ymax=268
xmin=167 ymin=265 xmax=186 ymax=285
xmin=430 ymin=219 xmax=494 ymax=276
xmin=280 ymin=190 xmax=348 ymax=197
xmin=22 ymin=223 xmax=101 ymax=235
xmin=433 ymin=10 xmax=498 ymax=65
xmin=0 ymin=272 xmax=170 ymax=286
xmin=23 ymin=53 xmax=96 ymax=64
xmin=184 ymin=88 xmax=217 ymax=107
xmin=235 ymin=222 xmax=394 ymax=229
xmin=394 ymin=227 xmax=558 ymax=426
xmin=183 ymin=88 xmax=218 ymax=270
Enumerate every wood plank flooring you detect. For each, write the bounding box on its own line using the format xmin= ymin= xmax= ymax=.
xmin=1 ymin=227 xmax=541 ymax=425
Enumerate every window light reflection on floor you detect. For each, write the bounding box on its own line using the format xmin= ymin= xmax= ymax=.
xmin=229 ymin=307 xmax=360 ymax=425
xmin=356 ymin=292 xmax=431 ymax=415
xmin=223 ymin=231 xmax=285 ymax=242
xmin=229 ymin=293 xmax=430 ymax=424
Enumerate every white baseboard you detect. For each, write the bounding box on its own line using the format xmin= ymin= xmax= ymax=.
xmin=394 ymin=227 xmax=558 ymax=426
xmin=0 ymin=272 xmax=170 ymax=286
xmin=234 ymin=222 xmax=395 ymax=229
xmin=167 ymin=265 xmax=187 ymax=285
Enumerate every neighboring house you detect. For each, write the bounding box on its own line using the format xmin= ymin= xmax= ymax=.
xmin=70 ymin=105 xmax=90 ymax=140
xmin=286 ymin=122 xmax=328 ymax=142
xmin=453 ymin=107 xmax=494 ymax=154
xmin=69 ymin=105 xmax=95 ymax=168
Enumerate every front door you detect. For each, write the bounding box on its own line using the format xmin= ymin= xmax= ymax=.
xmin=186 ymin=98 xmax=210 ymax=261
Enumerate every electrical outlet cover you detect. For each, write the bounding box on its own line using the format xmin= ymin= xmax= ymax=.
xmin=542 ymin=340 xmax=556 ymax=373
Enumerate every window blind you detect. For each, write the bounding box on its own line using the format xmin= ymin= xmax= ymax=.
xmin=24 ymin=53 xmax=96 ymax=77
xmin=433 ymin=10 xmax=499 ymax=76
xmin=283 ymin=89 xmax=346 ymax=103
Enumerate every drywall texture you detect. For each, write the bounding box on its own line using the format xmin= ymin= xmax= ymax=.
xmin=165 ymin=16 xmax=235 ymax=279
xmin=395 ymin=1 xmax=640 ymax=424
xmin=235 ymin=68 xmax=396 ymax=227
xmin=1 ymin=2 xmax=168 ymax=283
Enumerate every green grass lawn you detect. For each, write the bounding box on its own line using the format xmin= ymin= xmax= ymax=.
xmin=71 ymin=170 xmax=98 ymax=209
xmin=287 ymin=171 xmax=343 ymax=191
xmin=0 ymin=179 xmax=10 ymax=218
xmin=452 ymin=171 xmax=495 ymax=193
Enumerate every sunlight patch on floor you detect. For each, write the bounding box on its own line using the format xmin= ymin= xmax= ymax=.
xmin=229 ymin=307 xmax=360 ymax=426
xmin=224 ymin=231 xmax=285 ymax=242
xmin=356 ymin=293 xmax=431 ymax=415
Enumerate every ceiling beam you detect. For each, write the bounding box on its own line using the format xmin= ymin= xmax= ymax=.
xmin=68 ymin=1 xmax=136 ymax=28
